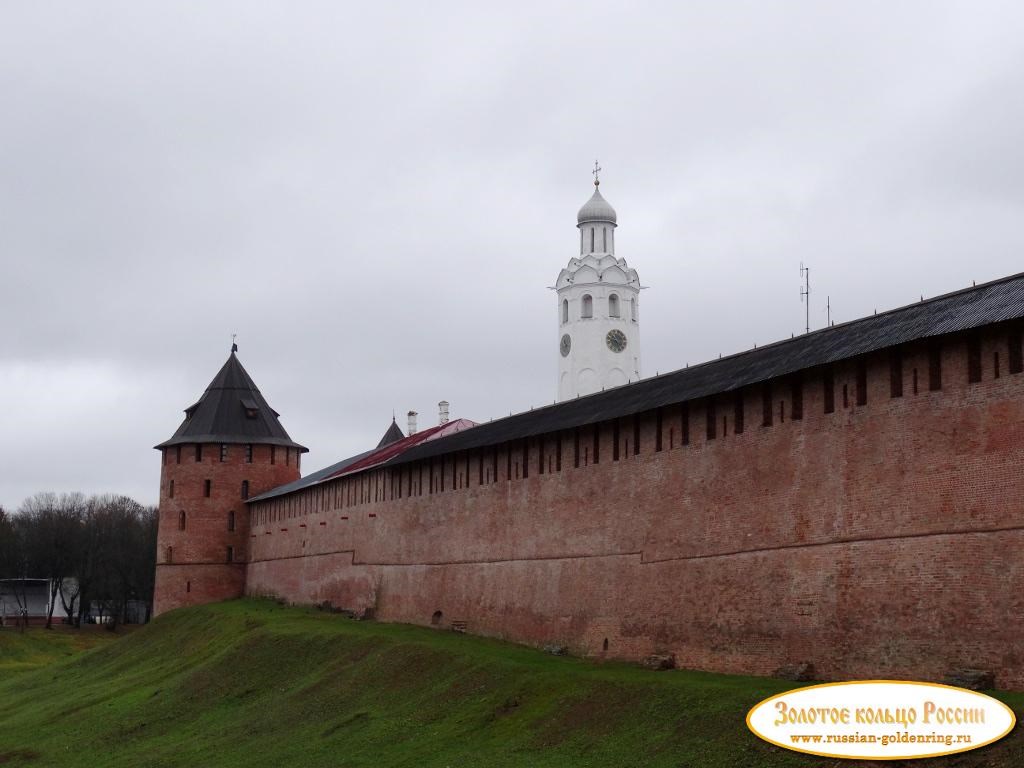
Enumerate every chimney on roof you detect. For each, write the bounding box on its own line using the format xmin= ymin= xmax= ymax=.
xmin=407 ymin=410 xmax=418 ymax=436
xmin=439 ymin=401 xmax=450 ymax=425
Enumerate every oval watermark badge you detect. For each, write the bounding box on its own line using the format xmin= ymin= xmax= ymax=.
xmin=746 ymin=680 xmax=1015 ymax=760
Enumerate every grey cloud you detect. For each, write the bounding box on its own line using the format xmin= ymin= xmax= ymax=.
xmin=2 ymin=1 xmax=1023 ymax=508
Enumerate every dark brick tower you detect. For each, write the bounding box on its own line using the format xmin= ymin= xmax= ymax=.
xmin=153 ymin=348 xmax=306 ymax=615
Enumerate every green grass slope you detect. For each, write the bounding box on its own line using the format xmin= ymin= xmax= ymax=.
xmin=0 ymin=625 xmax=120 ymax=673
xmin=0 ymin=599 xmax=1021 ymax=767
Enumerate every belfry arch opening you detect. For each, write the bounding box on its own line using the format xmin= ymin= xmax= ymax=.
xmin=608 ymin=294 xmax=620 ymax=318
xmin=581 ymin=294 xmax=593 ymax=318
xmin=562 ymin=299 xmax=569 ymax=324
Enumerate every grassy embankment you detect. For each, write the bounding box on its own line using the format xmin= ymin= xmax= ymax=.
xmin=0 ymin=624 xmax=120 ymax=673
xmin=0 ymin=599 xmax=1021 ymax=767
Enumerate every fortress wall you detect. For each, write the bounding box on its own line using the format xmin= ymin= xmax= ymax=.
xmin=246 ymin=327 xmax=1024 ymax=687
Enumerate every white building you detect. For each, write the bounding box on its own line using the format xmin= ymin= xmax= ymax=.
xmin=555 ymin=174 xmax=642 ymax=401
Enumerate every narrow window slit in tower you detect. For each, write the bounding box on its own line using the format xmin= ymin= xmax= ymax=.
xmin=1009 ymin=329 xmax=1023 ymax=373
xmin=204 ymin=479 xmax=211 ymax=497
xmin=842 ymin=384 xmax=849 ymax=409
xmin=195 ymin=444 xmax=203 ymax=462
xmin=967 ymin=334 xmax=982 ymax=383
xmin=928 ymin=343 xmax=943 ymax=391
xmin=856 ymin=360 xmax=868 ymax=406
xmin=890 ymin=349 xmax=903 ymax=398
xmin=790 ymin=377 xmax=803 ymax=420
xmin=994 ymin=351 xmax=1001 ymax=379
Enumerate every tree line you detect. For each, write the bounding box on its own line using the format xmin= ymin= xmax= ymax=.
xmin=0 ymin=493 xmax=157 ymax=629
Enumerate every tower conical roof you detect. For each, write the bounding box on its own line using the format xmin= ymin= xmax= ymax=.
xmin=375 ymin=417 xmax=406 ymax=448
xmin=155 ymin=351 xmax=307 ymax=451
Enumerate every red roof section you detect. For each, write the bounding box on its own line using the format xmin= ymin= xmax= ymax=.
xmin=326 ymin=418 xmax=476 ymax=479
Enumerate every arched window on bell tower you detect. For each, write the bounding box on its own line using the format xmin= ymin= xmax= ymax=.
xmin=608 ymin=294 xmax=620 ymax=318
xmin=581 ymin=294 xmax=593 ymax=319
xmin=562 ymin=299 xmax=569 ymax=324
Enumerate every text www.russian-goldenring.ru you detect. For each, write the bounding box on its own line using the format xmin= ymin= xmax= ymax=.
xmin=790 ymin=732 xmax=973 ymax=747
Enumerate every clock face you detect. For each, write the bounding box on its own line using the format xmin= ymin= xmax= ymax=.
xmin=606 ymin=329 xmax=627 ymax=353
xmin=560 ymin=334 xmax=572 ymax=357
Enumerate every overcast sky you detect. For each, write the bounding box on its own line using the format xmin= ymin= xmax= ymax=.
xmin=2 ymin=2 xmax=1023 ymax=509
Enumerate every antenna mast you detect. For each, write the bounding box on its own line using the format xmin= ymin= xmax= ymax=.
xmin=799 ymin=263 xmax=810 ymax=334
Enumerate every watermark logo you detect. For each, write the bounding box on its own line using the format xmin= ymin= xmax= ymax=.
xmin=746 ymin=680 xmax=1015 ymax=760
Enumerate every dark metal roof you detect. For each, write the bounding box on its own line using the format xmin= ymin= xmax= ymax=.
xmin=155 ymin=352 xmax=307 ymax=451
xmin=249 ymin=421 xmax=468 ymax=503
xmin=387 ymin=271 xmax=1024 ymax=465
xmin=249 ymin=446 xmax=377 ymax=502
xmin=376 ymin=418 xmax=406 ymax=448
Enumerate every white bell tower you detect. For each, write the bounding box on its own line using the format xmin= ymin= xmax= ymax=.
xmin=556 ymin=165 xmax=642 ymax=401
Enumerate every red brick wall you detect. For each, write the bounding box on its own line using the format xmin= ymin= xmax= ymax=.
xmin=153 ymin=442 xmax=299 ymax=615
xmin=242 ymin=325 xmax=1024 ymax=687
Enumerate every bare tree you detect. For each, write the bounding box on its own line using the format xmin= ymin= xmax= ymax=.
xmin=81 ymin=495 xmax=158 ymax=628
xmin=17 ymin=492 xmax=86 ymax=628
xmin=3 ymin=493 xmax=158 ymax=629
xmin=0 ymin=509 xmax=30 ymax=631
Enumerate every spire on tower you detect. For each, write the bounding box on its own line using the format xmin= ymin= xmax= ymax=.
xmin=592 ymin=160 xmax=601 ymax=186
